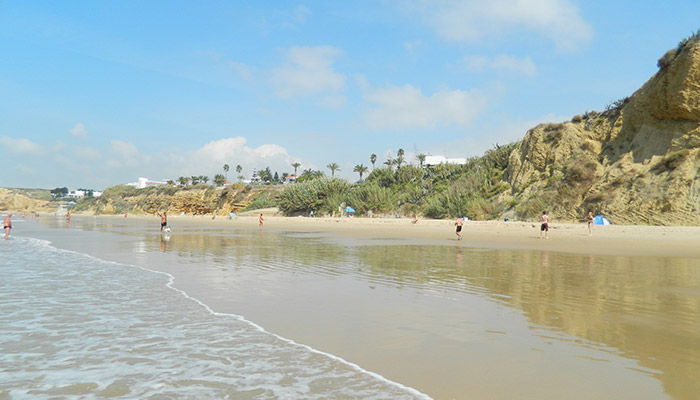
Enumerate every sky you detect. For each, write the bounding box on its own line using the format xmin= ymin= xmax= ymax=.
xmin=1 ymin=0 xmax=699 ymax=190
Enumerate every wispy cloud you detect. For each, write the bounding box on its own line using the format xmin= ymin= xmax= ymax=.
xmin=69 ymin=123 xmax=88 ymax=138
xmin=363 ymin=84 xmax=487 ymax=130
xmin=229 ymin=61 xmax=255 ymax=81
xmin=74 ymin=146 xmax=101 ymax=160
xmin=414 ymin=0 xmax=593 ymax=51
xmin=0 ymin=136 xmax=43 ymax=155
xmin=463 ymin=54 xmax=536 ymax=76
xmin=270 ymin=46 xmax=346 ymax=98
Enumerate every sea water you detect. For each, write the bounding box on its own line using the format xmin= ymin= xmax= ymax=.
xmin=0 ymin=236 xmax=430 ymax=399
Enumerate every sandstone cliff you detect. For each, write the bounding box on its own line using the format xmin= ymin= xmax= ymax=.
xmin=0 ymin=188 xmax=54 ymax=213
xmin=88 ymin=184 xmax=282 ymax=216
xmin=503 ymin=34 xmax=700 ymax=225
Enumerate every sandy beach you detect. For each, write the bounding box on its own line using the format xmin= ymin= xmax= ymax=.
xmin=16 ymin=213 xmax=700 ymax=399
xmin=104 ymin=212 xmax=700 ymax=258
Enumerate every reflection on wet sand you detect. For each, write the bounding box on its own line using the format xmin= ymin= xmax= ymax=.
xmin=37 ymin=217 xmax=700 ymax=399
xmin=352 ymin=245 xmax=700 ymax=400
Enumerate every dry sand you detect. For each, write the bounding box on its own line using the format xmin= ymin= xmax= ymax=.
xmin=102 ymin=212 xmax=700 ymax=258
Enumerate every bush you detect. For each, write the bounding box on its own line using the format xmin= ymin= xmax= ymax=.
xmin=277 ymin=178 xmax=350 ymax=215
xmin=651 ymin=149 xmax=690 ymax=173
xmin=241 ymin=194 xmax=277 ymax=212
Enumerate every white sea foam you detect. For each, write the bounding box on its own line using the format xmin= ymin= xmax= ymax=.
xmin=0 ymin=236 xmax=431 ymax=399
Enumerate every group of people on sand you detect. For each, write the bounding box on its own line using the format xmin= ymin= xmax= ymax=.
xmin=450 ymin=210 xmax=596 ymax=242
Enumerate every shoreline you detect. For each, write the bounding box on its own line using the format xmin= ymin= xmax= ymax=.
xmin=73 ymin=213 xmax=700 ymax=258
xmin=20 ymin=214 xmax=700 ymax=399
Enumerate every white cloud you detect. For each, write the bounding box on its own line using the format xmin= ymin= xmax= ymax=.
xmin=291 ymin=5 xmax=311 ymax=24
xmin=74 ymin=146 xmax=101 ymax=160
xmin=416 ymin=0 xmax=592 ymax=51
xmin=69 ymin=123 xmax=88 ymax=138
xmin=190 ymin=137 xmax=294 ymax=174
xmin=229 ymin=61 xmax=255 ymax=81
xmin=110 ymin=140 xmax=140 ymax=158
xmin=463 ymin=54 xmax=536 ymax=76
xmin=363 ymin=84 xmax=487 ymax=130
xmin=270 ymin=46 xmax=346 ymax=98
xmin=109 ymin=140 xmax=149 ymax=168
xmin=319 ymin=95 xmax=347 ymax=109
xmin=0 ymin=136 xmax=43 ymax=155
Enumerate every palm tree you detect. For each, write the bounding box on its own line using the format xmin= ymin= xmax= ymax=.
xmin=213 ymin=174 xmax=226 ymax=186
xmin=416 ymin=153 xmax=426 ymax=168
xmin=383 ymin=158 xmax=394 ymax=171
xmin=291 ymin=162 xmax=301 ymax=176
xmin=370 ymin=154 xmax=377 ymax=169
xmin=235 ymin=165 xmax=243 ymax=181
xmin=190 ymin=176 xmax=199 ymax=185
xmin=327 ymin=162 xmax=340 ymax=177
xmin=200 ymin=175 xmax=209 ymax=184
xmin=353 ymin=164 xmax=368 ymax=181
xmin=395 ymin=155 xmax=404 ymax=169
xmin=299 ymin=169 xmax=315 ymax=182
xmin=177 ymin=176 xmax=188 ymax=186
xmin=223 ymin=164 xmax=229 ymax=180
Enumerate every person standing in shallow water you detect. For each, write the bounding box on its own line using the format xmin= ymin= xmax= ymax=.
xmin=454 ymin=217 xmax=463 ymax=240
xmin=3 ymin=214 xmax=11 ymax=240
xmin=259 ymin=213 xmax=264 ymax=227
xmin=585 ymin=211 xmax=594 ymax=236
xmin=539 ymin=211 xmax=550 ymax=239
xmin=160 ymin=212 xmax=167 ymax=232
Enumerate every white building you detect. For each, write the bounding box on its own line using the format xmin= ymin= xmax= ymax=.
xmin=424 ymin=155 xmax=467 ymax=167
xmin=127 ymin=177 xmax=168 ymax=189
xmin=66 ymin=189 xmax=102 ymax=198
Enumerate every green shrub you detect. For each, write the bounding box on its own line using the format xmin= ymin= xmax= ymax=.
xmin=651 ymin=149 xmax=690 ymax=173
xmin=242 ymin=194 xmax=277 ymax=212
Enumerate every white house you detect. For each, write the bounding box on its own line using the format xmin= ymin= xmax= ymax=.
xmin=127 ymin=177 xmax=168 ymax=189
xmin=424 ymin=155 xmax=467 ymax=167
xmin=66 ymin=189 xmax=102 ymax=198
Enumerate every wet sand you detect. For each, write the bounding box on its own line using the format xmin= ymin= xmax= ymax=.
xmin=29 ymin=214 xmax=700 ymax=399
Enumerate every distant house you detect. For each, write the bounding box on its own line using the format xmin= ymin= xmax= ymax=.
xmin=127 ymin=177 xmax=168 ymax=189
xmin=66 ymin=190 xmax=86 ymax=199
xmin=284 ymin=175 xmax=297 ymax=184
xmin=424 ymin=155 xmax=467 ymax=167
xmin=66 ymin=189 xmax=102 ymax=198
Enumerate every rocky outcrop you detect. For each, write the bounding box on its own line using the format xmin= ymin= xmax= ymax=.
xmin=92 ymin=184 xmax=282 ymax=216
xmin=0 ymin=188 xmax=54 ymax=213
xmin=503 ymin=35 xmax=700 ymax=225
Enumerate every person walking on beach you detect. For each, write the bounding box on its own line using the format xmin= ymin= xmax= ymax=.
xmin=585 ymin=211 xmax=594 ymax=236
xmin=540 ymin=211 xmax=550 ymax=239
xmin=455 ymin=217 xmax=463 ymax=240
xmin=160 ymin=212 xmax=167 ymax=232
xmin=412 ymin=214 xmax=418 ymax=224
xmin=66 ymin=211 xmax=71 ymax=222
xmin=3 ymin=214 xmax=11 ymax=240
xmin=259 ymin=213 xmax=264 ymax=227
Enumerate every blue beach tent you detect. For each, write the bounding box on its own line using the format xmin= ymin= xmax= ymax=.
xmin=593 ymin=215 xmax=610 ymax=225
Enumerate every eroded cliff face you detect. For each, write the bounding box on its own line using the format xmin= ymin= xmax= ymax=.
xmin=0 ymin=189 xmax=53 ymax=213
xmin=503 ymin=37 xmax=700 ymax=225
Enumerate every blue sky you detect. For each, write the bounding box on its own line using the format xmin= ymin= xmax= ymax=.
xmin=1 ymin=0 xmax=698 ymax=189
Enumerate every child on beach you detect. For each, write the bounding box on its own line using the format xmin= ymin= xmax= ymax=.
xmin=455 ymin=217 xmax=463 ymax=240
xmin=586 ymin=211 xmax=594 ymax=236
